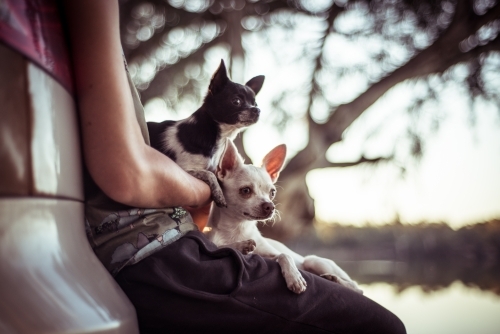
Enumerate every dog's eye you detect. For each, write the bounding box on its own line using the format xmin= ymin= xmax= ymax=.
xmin=240 ymin=187 xmax=252 ymax=196
xmin=232 ymin=98 xmax=242 ymax=107
xmin=270 ymin=189 xmax=276 ymax=199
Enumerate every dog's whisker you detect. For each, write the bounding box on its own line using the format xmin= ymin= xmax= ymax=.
xmin=258 ymin=209 xmax=281 ymax=227
xmin=271 ymin=210 xmax=282 ymax=226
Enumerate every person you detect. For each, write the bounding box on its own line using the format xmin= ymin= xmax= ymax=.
xmin=62 ymin=1 xmax=406 ymax=333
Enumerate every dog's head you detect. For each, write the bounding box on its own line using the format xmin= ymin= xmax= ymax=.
xmin=203 ymin=60 xmax=265 ymax=128
xmin=216 ymin=139 xmax=286 ymax=222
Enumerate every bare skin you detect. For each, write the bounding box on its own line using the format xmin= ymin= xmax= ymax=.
xmin=62 ymin=0 xmax=211 ymax=226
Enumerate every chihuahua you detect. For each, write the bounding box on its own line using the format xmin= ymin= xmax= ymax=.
xmin=147 ymin=60 xmax=264 ymax=207
xmin=205 ymin=140 xmax=362 ymax=294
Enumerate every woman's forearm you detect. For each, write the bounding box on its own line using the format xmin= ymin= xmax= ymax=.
xmin=109 ymin=145 xmax=212 ymax=208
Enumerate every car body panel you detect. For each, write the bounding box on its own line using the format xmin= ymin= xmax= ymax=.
xmin=0 ymin=1 xmax=140 ymax=332
xmin=0 ymin=198 xmax=138 ymax=334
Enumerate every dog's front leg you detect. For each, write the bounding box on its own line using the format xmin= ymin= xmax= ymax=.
xmin=256 ymin=239 xmax=307 ymax=294
xmin=273 ymin=253 xmax=307 ymax=294
xmin=187 ymin=169 xmax=227 ymax=207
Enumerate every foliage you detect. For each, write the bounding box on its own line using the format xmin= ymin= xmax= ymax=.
xmin=120 ymin=0 xmax=500 ymax=131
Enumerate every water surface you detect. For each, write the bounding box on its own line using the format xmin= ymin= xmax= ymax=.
xmin=364 ymin=281 xmax=500 ymax=334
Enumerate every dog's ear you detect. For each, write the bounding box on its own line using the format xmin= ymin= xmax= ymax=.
xmin=262 ymin=144 xmax=286 ymax=183
xmin=217 ymin=139 xmax=243 ymax=180
xmin=245 ymin=75 xmax=265 ymax=95
xmin=208 ymin=59 xmax=229 ymax=95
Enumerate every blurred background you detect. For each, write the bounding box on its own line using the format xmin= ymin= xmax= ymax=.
xmin=119 ymin=0 xmax=500 ymax=332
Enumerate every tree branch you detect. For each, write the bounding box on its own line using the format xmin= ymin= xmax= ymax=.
xmin=449 ymin=34 xmax=500 ymax=67
xmin=138 ymin=36 xmax=222 ymax=102
xmin=321 ymin=1 xmax=500 ymax=146
xmin=279 ymin=4 xmax=344 ymax=178
xmin=120 ymin=1 xmax=220 ymax=59
xmin=321 ymin=155 xmax=394 ymax=169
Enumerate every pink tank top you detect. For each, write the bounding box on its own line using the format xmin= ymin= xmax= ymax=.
xmin=0 ymin=0 xmax=73 ymax=94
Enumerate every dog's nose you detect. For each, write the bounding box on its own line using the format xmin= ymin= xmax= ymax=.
xmin=250 ymin=107 xmax=260 ymax=115
xmin=261 ymin=201 xmax=274 ymax=214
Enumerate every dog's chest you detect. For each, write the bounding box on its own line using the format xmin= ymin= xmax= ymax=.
xmin=208 ymin=219 xmax=258 ymax=246
xmin=162 ymin=124 xmax=229 ymax=171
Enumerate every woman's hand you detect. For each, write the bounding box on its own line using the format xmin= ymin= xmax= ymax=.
xmin=186 ymin=202 xmax=213 ymax=231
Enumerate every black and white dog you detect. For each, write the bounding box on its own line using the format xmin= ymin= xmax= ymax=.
xmin=147 ymin=60 xmax=264 ymax=207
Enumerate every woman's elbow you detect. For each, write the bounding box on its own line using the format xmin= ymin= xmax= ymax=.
xmin=90 ymin=163 xmax=145 ymax=206
xmin=103 ymin=178 xmax=138 ymax=205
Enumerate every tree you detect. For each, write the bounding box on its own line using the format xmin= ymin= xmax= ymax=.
xmin=120 ymin=0 xmax=500 ymax=240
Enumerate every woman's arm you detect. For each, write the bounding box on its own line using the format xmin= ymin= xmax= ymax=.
xmin=62 ymin=0 xmax=211 ymax=210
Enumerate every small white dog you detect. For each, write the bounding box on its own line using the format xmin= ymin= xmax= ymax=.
xmin=205 ymin=140 xmax=362 ymax=294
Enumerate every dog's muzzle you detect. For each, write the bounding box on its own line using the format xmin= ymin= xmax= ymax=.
xmin=239 ymin=107 xmax=260 ymax=125
xmin=250 ymin=107 xmax=260 ymax=116
xmin=261 ymin=201 xmax=274 ymax=216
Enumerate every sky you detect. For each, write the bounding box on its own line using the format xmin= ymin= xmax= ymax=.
xmin=143 ymin=9 xmax=500 ymax=229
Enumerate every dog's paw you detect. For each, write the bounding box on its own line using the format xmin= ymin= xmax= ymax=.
xmin=320 ymin=274 xmax=363 ymax=294
xmin=284 ymin=270 xmax=307 ymax=294
xmin=237 ymin=239 xmax=256 ymax=254
xmin=187 ymin=169 xmax=227 ymax=207
xmin=276 ymin=254 xmax=307 ymax=294
xmin=320 ymin=273 xmax=340 ymax=283
xmin=282 ymin=268 xmax=307 ymax=294
xmin=212 ymin=190 xmax=227 ymax=208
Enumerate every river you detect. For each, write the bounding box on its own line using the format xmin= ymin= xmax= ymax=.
xmin=363 ymin=281 xmax=500 ymax=334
